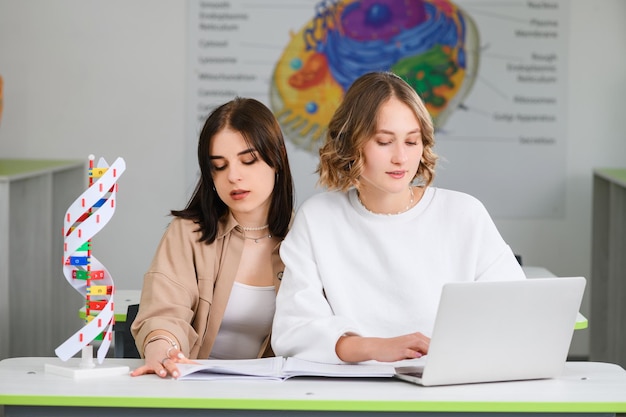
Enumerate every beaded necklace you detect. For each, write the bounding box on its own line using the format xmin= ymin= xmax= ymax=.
xmin=357 ymin=186 xmax=414 ymax=215
xmin=242 ymin=224 xmax=268 ymax=231
xmin=241 ymin=224 xmax=271 ymax=243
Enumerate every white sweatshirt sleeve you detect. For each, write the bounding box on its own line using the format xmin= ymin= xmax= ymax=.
xmin=271 ymin=203 xmax=359 ymax=364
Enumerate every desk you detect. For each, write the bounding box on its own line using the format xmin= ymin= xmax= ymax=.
xmin=523 ymin=266 xmax=588 ymax=330
xmin=1 ymin=357 xmax=626 ymax=416
xmin=522 ymin=266 xmax=557 ymax=279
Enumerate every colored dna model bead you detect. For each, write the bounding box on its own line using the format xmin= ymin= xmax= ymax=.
xmin=55 ymin=155 xmax=126 ymax=364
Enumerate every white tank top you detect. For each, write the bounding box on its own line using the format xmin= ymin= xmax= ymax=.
xmin=209 ymin=282 xmax=276 ymax=359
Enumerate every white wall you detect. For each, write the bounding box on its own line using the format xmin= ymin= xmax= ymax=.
xmin=1 ymin=0 xmax=625 ymax=357
xmin=0 ymin=0 xmax=188 ymax=290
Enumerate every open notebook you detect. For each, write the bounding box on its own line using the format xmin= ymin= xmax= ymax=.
xmin=394 ymin=277 xmax=586 ymax=386
xmin=176 ymin=356 xmax=396 ymax=381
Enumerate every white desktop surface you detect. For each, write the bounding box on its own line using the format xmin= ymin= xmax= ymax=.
xmin=1 ymin=357 xmax=626 ymax=416
xmin=523 ymin=266 xmax=557 ymax=278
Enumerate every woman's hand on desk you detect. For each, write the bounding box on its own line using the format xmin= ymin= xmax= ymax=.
xmin=130 ymin=339 xmax=197 ymax=379
xmin=336 ymin=332 xmax=430 ymax=363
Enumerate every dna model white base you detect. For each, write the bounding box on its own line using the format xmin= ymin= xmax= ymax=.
xmin=45 ymin=346 xmax=129 ymax=379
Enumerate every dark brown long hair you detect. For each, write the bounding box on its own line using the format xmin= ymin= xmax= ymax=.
xmin=172 ymin=97 xmax=294 ymax=243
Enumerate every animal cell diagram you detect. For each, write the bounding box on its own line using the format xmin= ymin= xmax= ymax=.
xmin=55 ymin=155 xmax=126 ymax=364
xmin=270 ymin=0 xmax=479 ymax=152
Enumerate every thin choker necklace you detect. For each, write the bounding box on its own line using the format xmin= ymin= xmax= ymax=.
xmin=358 ymin=186 xmax=414 ymax=216
xmin=244 ymin=233 xmax=272 ymax=243
xmin=242 ymin=224 xmax=269 ymax=231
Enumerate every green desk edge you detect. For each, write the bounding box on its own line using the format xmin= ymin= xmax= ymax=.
xmin=1 ymin=394 xmax=625 ymax=413
xmin=0 ymin=159 xmax=84 ymax=178
xmin=594 ymin=168 xmax=626 ymax=188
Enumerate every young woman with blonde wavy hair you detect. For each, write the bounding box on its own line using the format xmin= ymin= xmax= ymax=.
xmin=272 ymin=72 xmax=524 ymax=364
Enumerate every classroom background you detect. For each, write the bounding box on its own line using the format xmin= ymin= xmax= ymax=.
xmin=0 ymin=0 xmax=625 ymax=361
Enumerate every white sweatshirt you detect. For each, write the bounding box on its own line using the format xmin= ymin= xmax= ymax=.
xmin=271 ymin=187 xmax=526 ymax=363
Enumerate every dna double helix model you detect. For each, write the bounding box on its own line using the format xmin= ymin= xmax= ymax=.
xmin=55 ymin=155 xmax=126 ymax=364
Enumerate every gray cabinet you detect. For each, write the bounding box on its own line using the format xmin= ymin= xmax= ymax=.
xmin=590 ymin=168 xmax=626 ymax=368
xmin=0 ymin=159 xmax=86 ymax=359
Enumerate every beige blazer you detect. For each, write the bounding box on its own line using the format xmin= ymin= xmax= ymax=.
xmin=131 ymin=213 xmax=284 ymax=359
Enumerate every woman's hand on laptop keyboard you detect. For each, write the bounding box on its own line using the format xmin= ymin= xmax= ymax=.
xmin=336 ymin=332 xmax=430 ymax=363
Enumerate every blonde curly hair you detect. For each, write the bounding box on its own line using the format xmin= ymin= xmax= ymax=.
xmin=318 ymin=71 xmax=437 ymax=191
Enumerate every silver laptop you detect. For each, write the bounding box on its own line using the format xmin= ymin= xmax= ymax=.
xmin=394 ymin=277 xmax=586 ymax=386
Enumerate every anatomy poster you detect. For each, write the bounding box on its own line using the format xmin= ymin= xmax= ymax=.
xmin=186 ymin=0 xmax=568 ymax=218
